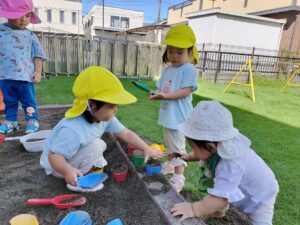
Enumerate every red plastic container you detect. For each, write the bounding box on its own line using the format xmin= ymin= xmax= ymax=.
xmin=0 ymin=135 xmax=5 ymax=143
xmin=127 ymin=146 xmax=139 ymax=156
xmin=112 ymin=164 xmax=128 ymax=182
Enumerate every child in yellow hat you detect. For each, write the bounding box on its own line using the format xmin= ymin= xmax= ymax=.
xmin=40 ymin=66 xmax=164 ymax=189
xmin=149 ymin=24 xmax=199 ymax=193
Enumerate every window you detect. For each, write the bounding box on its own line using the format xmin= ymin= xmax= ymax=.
xmin=244 ymin=0 xmax=248 ymax=8
xmin=121 ymin=17 xmax=129 ymax=28
xmin=111 ymin=16 xmax=120 ymax=28
xmin=60 ymin=11 xmax=64 ymax=24
xmin=72 ymin=12 xmax=77 ymax=25
xmin=34 ymin=7 xmax=39 ymax=16
xmin=111 ymin=16 xmax=129 ymax=28
xmin=47 ymin=9 xmax=52 ymax=23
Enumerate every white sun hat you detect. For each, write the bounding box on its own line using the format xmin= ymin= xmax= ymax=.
xmin=179 ymin=101 xmax=251 ymax=159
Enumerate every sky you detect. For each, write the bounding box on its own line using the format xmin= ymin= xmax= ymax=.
xmin=83 ymin=0 xmax=185 ymax=24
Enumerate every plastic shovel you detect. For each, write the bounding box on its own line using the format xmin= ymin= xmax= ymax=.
xmin=59 ymin=211 xmax=92 ymax=225
xmin=0 ymin=135 xmax=23 ymax=142
xmin=10 ymin=214 xmax=39 ymax=225
xmin=131 ymin=81 xmax=155 ymax=95
xmin=27 ymin=194 xmax=86 ymax=209
xmin=77 ymin=173 xmax=108 ymax=189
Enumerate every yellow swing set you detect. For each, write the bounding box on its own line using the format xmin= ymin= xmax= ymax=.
xmin=281 ymin=63 xmax=300 ymax=92
xmin=223 ymin=58 xmax=256 ymax=102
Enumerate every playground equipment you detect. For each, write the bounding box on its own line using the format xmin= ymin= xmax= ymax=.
xmin=281 ymin=63 xmax=300 ymax=92
xmin=223 ymin=58 xmax=256 ymax=102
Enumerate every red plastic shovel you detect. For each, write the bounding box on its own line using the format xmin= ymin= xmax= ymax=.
xmin=27 ymin=194 xmax=86 ymax=209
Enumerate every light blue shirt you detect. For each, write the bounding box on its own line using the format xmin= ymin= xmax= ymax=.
xmin=156 ymin=63 xmax=198 ymax=129
xmin=40 ymin=116 xmax=125 ymax=175
xmin=0 ymin=23 xmax=46 ymax=82
xmin=207 ymin=149 xmax=279 ymax=214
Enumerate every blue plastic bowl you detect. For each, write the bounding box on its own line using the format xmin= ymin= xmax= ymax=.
xmin=145 ymin=164 xmax=162 ymax=176
xmin=106 ymin=218 xmax=123 ymax=225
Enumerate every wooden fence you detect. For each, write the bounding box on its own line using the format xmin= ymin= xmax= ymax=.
xmin=38 ymin=33 xmax=164 ymax=79
xmin=38 ymin=34 xmax=300 ymax=82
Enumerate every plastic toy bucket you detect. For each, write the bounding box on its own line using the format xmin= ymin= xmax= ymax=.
xmin=145 ymin=164 xmax=162 ymax=176
xmin=130 ymin=155 xmax=144 ymax=167
xmin=112 ymin=164 xmax=128 ymax=182
xmin=127 ymin=146 xmax=139 ymax=156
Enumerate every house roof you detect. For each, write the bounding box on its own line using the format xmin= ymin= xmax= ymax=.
xmin=118 ymin=24 xmax=170 ymax=34
xmin=249 ymin=6 xmax=300 ymax=16
xmin=185 ymin=8 xmax=286 ymax=24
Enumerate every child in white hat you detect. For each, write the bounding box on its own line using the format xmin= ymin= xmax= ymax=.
xmin=171 ymin=101 xmax=279 ymax=225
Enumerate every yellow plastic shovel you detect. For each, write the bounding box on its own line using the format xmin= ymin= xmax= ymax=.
xmin=10 ymin=214 xmax=39 ymax=225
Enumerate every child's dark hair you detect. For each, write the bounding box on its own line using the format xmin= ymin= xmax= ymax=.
xmin=83 ymin=99 xmax=105 ymax=123
xmin=162 ymin=46 xmax=198 ymax=65
xmin=186 ymin=137 xmax=218 ymax=152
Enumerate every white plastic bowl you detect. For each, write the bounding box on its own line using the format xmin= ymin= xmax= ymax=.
xmin=20 ymin=130 xmax=52 ymax=152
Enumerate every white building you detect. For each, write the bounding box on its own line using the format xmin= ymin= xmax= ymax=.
xmin=28 ymin=0 xmax=83 ymax=34
xmin=0 ymin=18 xmax=7 ymax=23
xmin=186 ymin=8 xmax=286 ymax=52
xmin=83 ymin=5 xmax=144 ymax=39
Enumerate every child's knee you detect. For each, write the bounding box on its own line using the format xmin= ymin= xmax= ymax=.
xmin=84 ymin=138 xmax=107 ymax=155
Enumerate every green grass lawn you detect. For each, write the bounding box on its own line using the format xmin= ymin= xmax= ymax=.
xmin=37 ymin=75 xmax=300 ymax=225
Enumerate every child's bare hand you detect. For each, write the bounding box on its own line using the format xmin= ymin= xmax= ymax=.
xmin=172 ymin=152 xmax=189 ymax=161
xmin=64 ymin=167 xmax=83 ymax=186
xmin=144 ymin=148 xmax=165 ymax=159
xmin=32 ymin=71 xmax=42 ymax=83
xmin=171 ymin=202 xmax=195 ymax=222
xmin=148 ymin=92 xmax=166 ymax=100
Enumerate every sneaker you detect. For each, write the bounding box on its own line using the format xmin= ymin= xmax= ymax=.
xmin=25 ymin=119 xmax=39 ymax=134
xmin=170 ymin=174 xmax=185 ymax=193
xmin=67 ymin=182 xmax=104 ymax=192
xmin=0 ymin=120 xmax=19 ymax=134
xmin=161 ymin=161 xmax=175 ymax=175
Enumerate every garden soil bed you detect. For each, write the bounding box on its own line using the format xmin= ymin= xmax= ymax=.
xmin=0 ymin=108 xmax=251 ymax=225
xmin=0 ymin=109 xmax=168 ymax=225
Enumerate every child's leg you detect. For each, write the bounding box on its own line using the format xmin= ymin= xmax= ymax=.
xmin=68 ymin=138 xmax=107 ymax=174
xmin=52 ymin=138 xmax=107 ymax=178
xmin=0 ymin=80 xmax=19 ymax=133
xmin=164 ymin=128 xmax=187 ymax=192
xmin=17 ymin=81 xmax=39 ymax=133
xmin=248 ymin=195 xmax=277 ymax=225
xmin=162 ymin=128 xmax=175 ymax=174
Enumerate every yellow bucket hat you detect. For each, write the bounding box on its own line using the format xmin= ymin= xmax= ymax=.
xmin=65 ymin=66 xmax=137 ymax=118
xmin=162 ymin=24 xmax=199 ymax=63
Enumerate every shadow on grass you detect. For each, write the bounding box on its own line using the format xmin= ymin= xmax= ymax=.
xmin=190 ymin=94 xmax=299 ymax=225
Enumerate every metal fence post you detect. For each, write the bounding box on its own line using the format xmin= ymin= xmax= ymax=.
xmin=199 ymin=43 xmax=205 ymax=76
xmin=214 ymin=44 xmax=222 ymax=83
